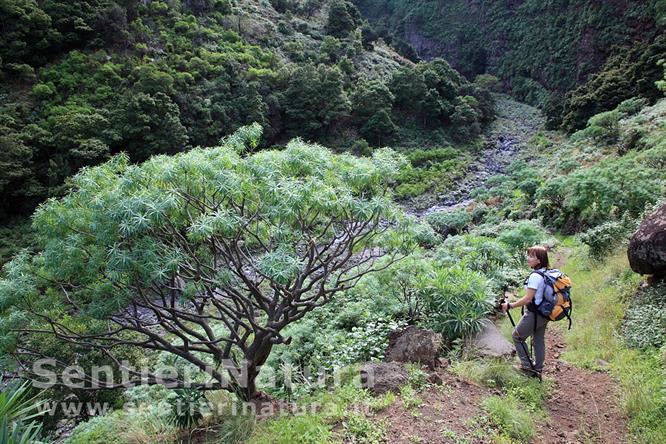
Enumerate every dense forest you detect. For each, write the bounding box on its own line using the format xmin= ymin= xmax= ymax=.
xmin=0 ymin=0 xmax=494 ymax=223
xmin=0 ymin=1 xmax=665 ymax=443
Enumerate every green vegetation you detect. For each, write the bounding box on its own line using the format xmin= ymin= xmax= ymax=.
xmin=474 ymin=99 xmax=666 ymax=234
xmin=0 ymin=379 xmax=47 ymax=444
xmin=248 ymin=382 xmax=385 ymax=444
xmin=0 ymin=0 xmax=494 ymax=226
xmin=355 ymin=0 xmax=666 ymax=129
xmin=0 ymin=125 xmax=407 ymax=401
xmin=622 ymin=281 xmax=666 ymax=349
xmin=450 ymin=359 xmax=546 ymax=443
xmin=558 ymin=245 xmax=666 ymax=443
xmin=394 ymin=147 xmax=470 ymax=201
xmin=561 ymin=35 xmax=666 ymax=131
xmin=1 ymin=3 xmax=665 ymax=443
xmin=481 ymin=395 xmax=535 ymax=442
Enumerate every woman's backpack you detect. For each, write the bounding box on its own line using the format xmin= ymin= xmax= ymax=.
xmin=532 ymin=269 xmax=572 ymax=328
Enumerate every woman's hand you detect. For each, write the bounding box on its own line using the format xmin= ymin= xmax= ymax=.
xmin=501 ymin=302 xmax=510 ymax=312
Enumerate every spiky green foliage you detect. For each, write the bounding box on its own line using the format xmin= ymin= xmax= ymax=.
xmin=422 ymin=266 xmax=493 ymax=341
xmin=0 ymin=379 xmax=46 ymax=444
xmin=0 ymin=125 xmax=407 ymax=400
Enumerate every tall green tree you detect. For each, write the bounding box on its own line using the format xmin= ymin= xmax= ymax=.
xmin=0 ymin=125 xmax=406 ymax=400
xmin=350 ymin=79 xmax=394 ymax=123
xmin=0 ymin=121 xmax=35 ymax=217
xmin=113 ymin=91 xmax=188 ymax=161
xmin=0 ymin=0 xmax=57 ymax=66
xmin=360 ymin=108 xmax=397 ymax=146
xmin=326 ymin=0 xmax=356 ymax=38
xmin=282 ymin=64 xmax=351 ymax=139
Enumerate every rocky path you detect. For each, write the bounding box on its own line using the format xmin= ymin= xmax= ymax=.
xmin=416 ymin=95 xmax=544 ymax=217
xmin=370 ymin=328 xmax=628 ymax=443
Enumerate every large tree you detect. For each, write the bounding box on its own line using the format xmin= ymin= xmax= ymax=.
xmin=0 ymin=125 xmax=406 ymax=400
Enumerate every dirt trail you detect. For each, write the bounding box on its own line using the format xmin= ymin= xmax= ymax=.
xmin=370 ymin=331 xmax=628 ymax=443
xmin=370 ymin=250 xmax=628 ymax=443
xmin=534 ymin=329 xmax=627 ymax=443
xmin=534 ymin=249 xmax=628 ymax=443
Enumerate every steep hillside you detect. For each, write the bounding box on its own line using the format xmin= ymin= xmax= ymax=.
xmin=354 ymin=0 xmax=666 ymax=127
xmin=0 ymin=0 xmax=493 ymax=222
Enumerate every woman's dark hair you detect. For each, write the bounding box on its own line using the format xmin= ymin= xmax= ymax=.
xmin=527 ymin=245 xmax=550 ymax=269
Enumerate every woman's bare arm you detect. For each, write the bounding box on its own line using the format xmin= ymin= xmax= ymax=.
xmin=502 ymin=288 xmax=536 ymax=311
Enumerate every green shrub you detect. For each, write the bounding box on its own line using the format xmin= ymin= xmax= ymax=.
xmin=407 ymin=147 xmax=459 ymax=168
xmin=399 ymin=385 xmax=423 ymax=411
xmin=266 ymin=293 xmax=408 ymax=381
xmin=394 ymin=153 xmax=468 ymax=200
xmin=622 ymin=282 xmax=666 ymax=349
xmin=407 ymin=221 xmax=442 ymax=249
xmin=66 ymin=416 xmax=126 ymax=444
xmin=436 ymin=235 xmax=510 ymax=274
xmin=169 ymin=388 xmax=205 ymax=430
xmin=0 ymin=380 xmax=46 ymax=444
xmin=406 ymin=363 xmax=429 ymax=391
xmin=495 ymin=220 xmax=552 ymax=262
xmin=474 ymin=74 xmax=501 ymax=92
xmin=216 ymin=406 xmax=256 ymax=444
xmin=66 ymin=400 xmax=177 ymax=444
xmin=574 ymin=110 xmax=620 ymax=144
xmin=435 ymin=234 xmax=522 ymax=293
xmin=578 ymin=218 xmax=633 ymax=259
xmin=620 ymin=127 xmax=648 ymax=153
xmin=426 ymin=209 xmax=472 ymax=237
xmin=423 ymin=266 xmax=493 ymax=341
xmin=249 ymin=413 xmax=332 ymax=444
xmin=535 ymin=156 xmax=663 ymax=232
xmin=341 ymin=413 xmax=387 ymax=444
xmin=352 ymin=138 xmax=372 ymax=156
xmin=617 ymin=97 xmax=649 ymax=117
xmin=367 ymin=392 xmax=396 ymax=412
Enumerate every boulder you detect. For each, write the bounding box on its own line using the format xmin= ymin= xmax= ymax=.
xmin=384 ymin=325 xmax=443 ymax=369
xmin=468 ymin=320 xmax=514 ymax=358
xmin=628 ymin=203 xmax=666 ymax=276
xmin=360 ymin=362 xmax=408 ymax=395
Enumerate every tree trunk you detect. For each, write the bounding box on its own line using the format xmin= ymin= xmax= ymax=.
xmin=240 ymin=336 xmax=274 ymax=401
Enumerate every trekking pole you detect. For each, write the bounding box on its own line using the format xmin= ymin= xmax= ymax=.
xmin=504 ymin=303 xmax=539 ymax=377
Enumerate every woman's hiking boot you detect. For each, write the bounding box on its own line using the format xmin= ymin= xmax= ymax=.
xmin=513 ymin=364 xmax=542 ymax=380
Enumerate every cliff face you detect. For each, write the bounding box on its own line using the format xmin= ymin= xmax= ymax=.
xmin=354 ymin=0 xmax=660 ymax=103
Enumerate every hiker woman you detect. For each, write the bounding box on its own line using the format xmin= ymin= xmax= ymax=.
xmin=500 ymin=245 xmax=550 ymax=377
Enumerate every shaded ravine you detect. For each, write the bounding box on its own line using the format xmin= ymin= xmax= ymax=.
xmin=412 ymin=95 xmax=545 ymax=217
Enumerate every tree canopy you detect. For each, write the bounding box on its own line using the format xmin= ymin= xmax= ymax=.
xmin=0 ymin=125 xmax=407 ymax=400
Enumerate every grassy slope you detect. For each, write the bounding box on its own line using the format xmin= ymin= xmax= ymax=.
xmin=559 ymin=241 xmax=666 ymax=443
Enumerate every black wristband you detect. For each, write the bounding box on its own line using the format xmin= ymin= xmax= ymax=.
xmin=508 ymin=303 xmax=512 ymax=309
